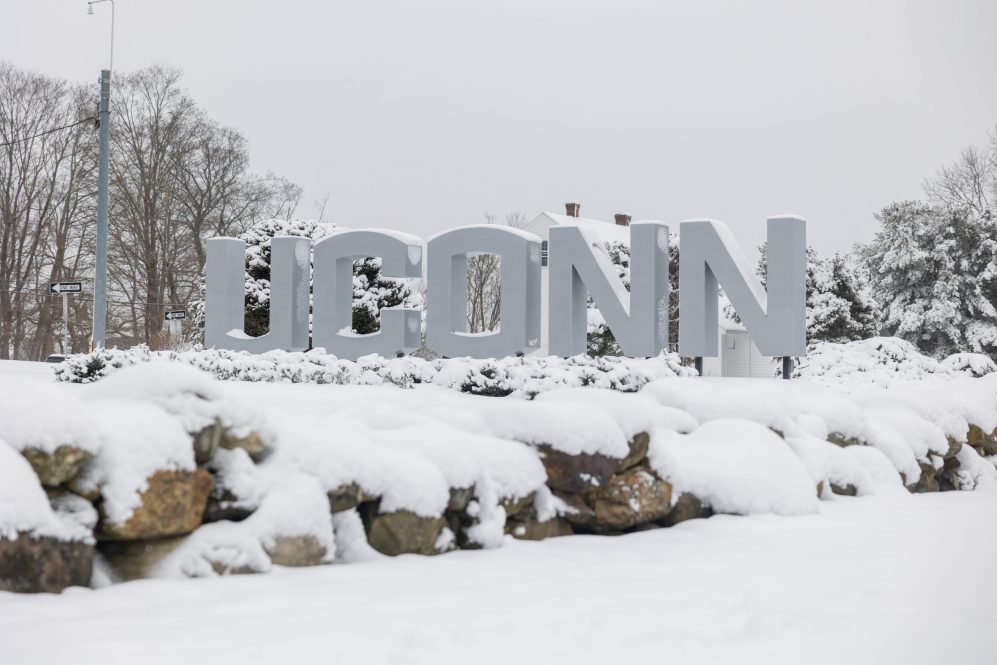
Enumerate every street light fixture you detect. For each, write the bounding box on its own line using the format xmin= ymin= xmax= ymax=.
xmin=87 ymin=0 xmax=115 ymax=74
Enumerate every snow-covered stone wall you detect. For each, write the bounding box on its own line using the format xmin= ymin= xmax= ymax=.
xmin=2 ymin=347 xmax=996 ymax=593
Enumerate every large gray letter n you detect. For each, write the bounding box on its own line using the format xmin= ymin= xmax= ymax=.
xmin=204 ymin=236 xmax=311 ymax=352
xmin=678 ymin=216 xmax=806 ymax=358
xmin=548 ymin=222 xmax=670 ymax=357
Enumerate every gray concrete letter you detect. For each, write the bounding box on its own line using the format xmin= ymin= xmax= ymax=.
xmin=678 ymin=216 xmax=806 ymax=357
xmin=205 ymin=236 xmax=311 ymax=352
xmin=547 ymin=221 xmax=670 ymax=357
xmin=426 ymin=225 xmax=541 ymax=358
xmin=312 ymin=229 xmax=423 ymax=360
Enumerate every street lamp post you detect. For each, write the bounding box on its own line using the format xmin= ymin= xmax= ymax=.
xmin=87 ymin=0 xmax=114 ymax=350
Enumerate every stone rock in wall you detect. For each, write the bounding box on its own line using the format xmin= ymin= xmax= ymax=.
xmin=585 ymin=467 xmax=673 ymax=530
xmin=362 ymin=507 xmax=449 ymax=557
xmin=967 ymin=425 xmax=997 ymax=456
xmin=536 ymin=444 xmax=618 ymax=494
xmin=219 ymin=429 xmax=267 ymax=460
xmin=202 ymin=487 xmax=255 ymax=523
xmin=99 ymin=537 xmax=187 ymax=582
xmin=830 ymin=482 xmax=858 ymax=496
xmin=617 ymin=432 xmax=650 ymax=472
xmin=265 ymin=535 xmax=330 ymax=567
xmin=507 ymin=517 xmax=573 ymax=540
xmin=904 ymin=461 xmax=941 ymax=493
xmin=20 ymin=445 xmax=92 ymax=487
xmin=656 ymin=493 xmax=712 ymax=527
xmin=448 ymin=486 xmax=475 ymax=512
xmin=499 ymin=492 xmax=535 ymax=520
xmin=97 ymin=468 xmax=214 ymax=541
xmin=192 ymin=423 xmax=221 ymax=465
xmin=327 ymin=483 xmax=376 ymax=514
xmin=827 ymin=432 xmax=864 ymax=448
xmin=0 ymin=533 xmax=93 ymax=593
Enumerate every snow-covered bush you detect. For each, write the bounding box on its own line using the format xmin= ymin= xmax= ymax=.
xmin=794 ymin=337 xmax=996 ymax=385
xmin=53 ymin=346 xmax=694 ymax=397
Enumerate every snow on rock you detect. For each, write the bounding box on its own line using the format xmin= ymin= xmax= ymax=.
xmin=73 ymin=398 xmax=196 ymax=527
xmin=84 ymin=362 xmax=267 ymax=441
xmin=154 ymin=471 xmax=335 ymax=578
xmin=0 ymin=376 xmax=99 ymax=455
xmin=0 ymin=439 xmax=90 ymax=542
xmin=480 ymin=400 xmax=629 ymax=458
xmin=272 ymin=413 xmax=451 ymax=518
xmin=648 ymin=420 xmax=820 ymax=516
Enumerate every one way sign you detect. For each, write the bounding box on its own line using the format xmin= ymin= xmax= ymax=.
xmin=165 ymin=310 xmax=187 ymax=321
xmin=49 ymin=282 xmax=82 ymax=294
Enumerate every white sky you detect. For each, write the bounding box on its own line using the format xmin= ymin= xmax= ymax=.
xmin=4 ymin=0 xmax=996 ymax=256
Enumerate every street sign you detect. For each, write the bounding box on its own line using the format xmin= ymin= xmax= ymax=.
xmin=49 ymin=282 xmax=82 ymax=294
xmin=165 ymin=310 xmax=187 ymax=321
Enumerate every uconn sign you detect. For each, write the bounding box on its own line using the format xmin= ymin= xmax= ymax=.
xmin=204 ymin=216 xmax=806 ymax=362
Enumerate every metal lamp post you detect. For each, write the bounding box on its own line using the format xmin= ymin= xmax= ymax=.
xmin=87 ymin=0 xmax=114 ymax=349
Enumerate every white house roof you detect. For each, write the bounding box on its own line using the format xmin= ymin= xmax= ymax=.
xmin=534 ymin=212 xmax=633 ymax=245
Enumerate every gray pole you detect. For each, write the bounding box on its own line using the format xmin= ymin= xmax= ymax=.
xmin=62 ymin=293 xmax=70 ymax=355
xmin=92 ymin=68 xmax=110 ymax=349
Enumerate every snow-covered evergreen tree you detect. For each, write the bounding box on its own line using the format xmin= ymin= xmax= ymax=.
xmin=750 ymin=243 xmax=880 ymax=345
xmin=861 ymin=201 xmax=997 ymax=359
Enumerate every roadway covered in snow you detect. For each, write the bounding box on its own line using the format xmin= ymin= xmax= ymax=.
xmin=2 ymin=490 xmax=995 ymax=665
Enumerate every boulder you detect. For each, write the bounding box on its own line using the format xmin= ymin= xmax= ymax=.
xmin=202 ymin=486 xmax=255 ymax=523
xmin=97 ymin=468 xmax=214 ymax=541
xmin=830 ymin=482 xmax=858 ymax=496
xmin=584 ymin=467 xmax=673 ymax=530
xmin=507 ymin=518 xmax=573 ymax=540
xmin=362 ymin=508 xmax=448 ymax=556
xmin=192 ymin=423 xmax=221 ymax=465
xmin=265 ymin=535 xmax=330 ymax=567
xmin=327 ymin=483 xmax=376 ymax=514
xmin=827 ymin=432 xmax=863 ymax=447
xmin=0 ymin=533 xmax=93 ymax=593
xmin=656 ymin=493 xmax=711 ymax=527
xmin=99 ymin=537 xmax=187 ymax=582
xmin=904 ymin=461 xmax=940 ymax=493
xmin=499 ymin=492 xmax=535 ymax=520
xmin=536 ymin=444 xmax=618 ymax=494
xmin=447 ymin=486 xmax=475 ymax=512
xmin=617 ymin=432 xmax=650 ymax=472
xmin=967 ymin=424 xmax=997 ymax=456
xmin=20 ymin=445 xmax=92 ymax=487
xmin=219 ymin=428 xmax=267 ymax=460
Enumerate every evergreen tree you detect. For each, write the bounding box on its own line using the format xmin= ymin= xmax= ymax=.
xmin=751 ymin=243 xmax=880 ymax=345
xmin=861 ymin=201 xmax=997 ymax=359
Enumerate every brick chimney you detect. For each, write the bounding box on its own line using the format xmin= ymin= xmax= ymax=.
xmin=614 ymin=213 xmax=631 ymax=227
xmin=565 ymin=202 xmax=580 ymax=217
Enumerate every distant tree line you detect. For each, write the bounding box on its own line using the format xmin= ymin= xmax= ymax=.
xmin=0 ymin=63 xmax=300 ymax=359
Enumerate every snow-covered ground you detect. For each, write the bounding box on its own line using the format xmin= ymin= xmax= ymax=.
xmin=1 ymin=490 xmax=994 ymax=665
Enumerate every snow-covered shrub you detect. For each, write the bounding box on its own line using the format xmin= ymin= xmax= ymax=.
xmin=793 ymin=337 xmax=996 ymax=385
xmin=53 ymin=346 xmax=695 ymax=397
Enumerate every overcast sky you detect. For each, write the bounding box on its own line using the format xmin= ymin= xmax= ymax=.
xmin=4 ymin=0 xmax=996 ymax=256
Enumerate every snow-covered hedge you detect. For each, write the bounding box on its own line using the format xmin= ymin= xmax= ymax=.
xmin=52 ymin=346 xmax=695 ymax=397
xmin=794 ymin=337 xmax=996 ymax=386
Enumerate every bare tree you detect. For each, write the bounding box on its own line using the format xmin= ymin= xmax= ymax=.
xmin=924 ymin=125 xmax=997 ymax=216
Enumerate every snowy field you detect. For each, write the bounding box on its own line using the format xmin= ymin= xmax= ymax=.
xmin=1 ymin=490 xmax=994 ymax=665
